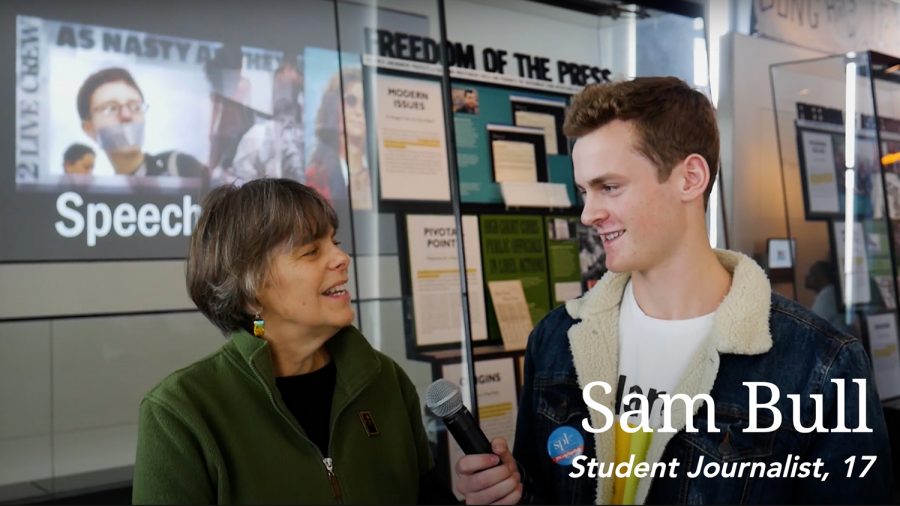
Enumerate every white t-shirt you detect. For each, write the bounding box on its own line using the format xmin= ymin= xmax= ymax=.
xmin=616 ymin=281 xmax=715 ymax=428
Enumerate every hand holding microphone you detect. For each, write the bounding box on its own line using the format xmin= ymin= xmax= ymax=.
xmin=425 ymin=379 xmax=492 ymax=454
xmin=426 ymin=379 xmax=523 ymax=505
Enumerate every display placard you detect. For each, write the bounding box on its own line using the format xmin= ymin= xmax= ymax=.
xmin=795 ymin=126 xmax=880 ymax=221
xmin=405 ymin=214 xmax=488 ymax=347
xmin=863 ymin=312 xmax=900 ymax=401
xmin=440 ymin=357 xmax=518 ymax=501
xmin=374 ymin=74 xmax=450 ymax=202
xmin=831 ymin=221 xmax=872 ymax=307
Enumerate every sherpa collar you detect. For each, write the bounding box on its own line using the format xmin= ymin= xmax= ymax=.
xmin=564 ymin=249 xmax=773 ymax=504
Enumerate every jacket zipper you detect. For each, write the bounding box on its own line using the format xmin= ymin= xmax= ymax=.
xmin=248 ymin=358 xmax=356 ymax=503
xmin=323 ymin=457 xmax=343 ymax=501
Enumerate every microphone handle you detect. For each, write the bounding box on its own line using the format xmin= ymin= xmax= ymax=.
xmin=444 ymin=406 xmax=493 ymax=455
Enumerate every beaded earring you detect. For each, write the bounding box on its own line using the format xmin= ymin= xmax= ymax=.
xmin=253 ymin=313 xmax=265 ymax=337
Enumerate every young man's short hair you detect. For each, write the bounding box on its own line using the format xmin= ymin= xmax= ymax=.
xmin=564 ymin=76 xmax=719 ymax=206
xmin=76 ymin=67 xmax=144 ymax=121
xmin=63 ymin=143 xmax=95 ymax=164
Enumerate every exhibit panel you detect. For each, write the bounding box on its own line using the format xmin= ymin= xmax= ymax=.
xmin=771 ymin=52 xmax=900 ymax=402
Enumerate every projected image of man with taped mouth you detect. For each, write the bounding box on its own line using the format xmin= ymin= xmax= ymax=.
xmin=77 ymin=67 xmax=207 ymax=179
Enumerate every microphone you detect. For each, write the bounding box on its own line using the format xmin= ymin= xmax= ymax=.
xmin=425 ymin=379 xmax=493 ymax=455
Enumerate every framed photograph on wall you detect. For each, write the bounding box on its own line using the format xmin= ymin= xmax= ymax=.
xmin=766 ymin=237 xmax=795 ymax=284
xmin=767 ymin=238 xmax=796 ymax=269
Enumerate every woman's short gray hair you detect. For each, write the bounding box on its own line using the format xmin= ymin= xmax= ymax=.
xmin=186 ymin=178 xmax=338 ymax=334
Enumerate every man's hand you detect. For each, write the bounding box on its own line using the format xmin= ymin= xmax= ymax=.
xmin=455 ymin=437 xmax=523 ymax=505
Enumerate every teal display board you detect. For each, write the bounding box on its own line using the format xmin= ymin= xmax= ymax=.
xmin=452 ymin=83 xmax=574 ymax=204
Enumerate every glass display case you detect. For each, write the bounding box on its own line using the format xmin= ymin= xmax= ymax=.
xmin=334 ymin=0 xmax=708 ymax=493
xmin=770 ymin=51 xmax=900 ymax=403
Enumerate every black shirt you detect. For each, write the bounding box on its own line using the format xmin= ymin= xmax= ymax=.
xmin=276 ymin=360 xmax=456 ymax=503
xmin=275 ymin=361 xmax=337 ymax=456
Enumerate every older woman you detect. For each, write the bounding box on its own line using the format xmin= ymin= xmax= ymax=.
xmin=132 ymin=178 xmax=443 ymax=504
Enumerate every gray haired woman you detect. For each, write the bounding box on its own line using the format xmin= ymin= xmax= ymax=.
xmin=132 ymin=178 xmax=450 ymax=504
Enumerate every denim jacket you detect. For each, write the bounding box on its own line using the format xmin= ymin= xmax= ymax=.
xmin=513 ymin=250 xmax=894 ymax=504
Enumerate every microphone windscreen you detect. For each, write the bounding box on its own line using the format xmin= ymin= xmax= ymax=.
xmin=425 ymin=378 xmax=463 ymax=417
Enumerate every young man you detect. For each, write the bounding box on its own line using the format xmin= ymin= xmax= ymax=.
xmin=457 ymin=88 xmax=479 ymax=114
xmin=77 ymin=67 xmax=206 ymax=178
xmin=454 ymin=77 xmax=893 ymax=504
xmin=62 ymin=143 xmax=95 ymax=174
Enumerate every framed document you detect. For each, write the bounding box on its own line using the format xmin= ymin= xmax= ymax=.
xmin=510 ymin=95 xmax=567 ymax=155
xmin=486 ymin=124 xmax=548 ymax=185
xmin=487 ymin=279 xmax=532 ymax=351
xmin=830 ymin=221 xmax=871 ymax=307
xmin=863 ymin=312 xmax=900 ymax=401
xmin=796 ymin=128 xmax=841 ymax=219
xmin=796 ymin=126 xmax=880 ymax=221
